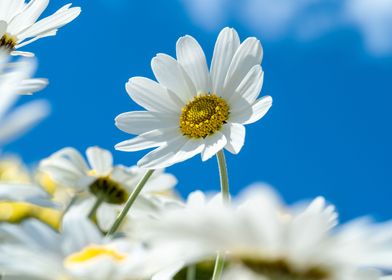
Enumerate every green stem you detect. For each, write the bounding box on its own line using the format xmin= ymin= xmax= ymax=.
xmin=212 ymin=150 xmax=230 ymax=280
xmin=88 ymin=194 xmax=104 ymax=219
xmin=107 ymin=169 xmax=155 ymax=236
xmin=186 ymin=265 xmax=196 ymax=280
xmin=212 ymin=253 xmax=225 ymax=280
xmin=216 ymin=150 xmax=230 ymax=203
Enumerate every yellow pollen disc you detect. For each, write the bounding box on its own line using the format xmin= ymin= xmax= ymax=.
xmin=0 ymin=33 xmax=17 ymax=51
xmin=180 ymin=94 xmax=229 ymax=138
xmin=65 ymin=245 xmax=127 ymax=266
xmin=0 ymin=202 xmax=62 ymax=230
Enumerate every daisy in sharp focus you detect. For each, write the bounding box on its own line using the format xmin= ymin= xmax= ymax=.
xmin=115 ymin=27 xmax=272 ymax=169
xmin=141 ymin=186 xmax=392 ymax=280
xmin=0 ymin=0 xmax=81 ymax=56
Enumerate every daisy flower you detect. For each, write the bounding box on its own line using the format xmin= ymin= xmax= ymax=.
xmin=0 ymin=50 xmax=49 ymax=146
xmin=0 ymin=0 xmax=81 ymax=56
xmin=115 ymin=27 xmax=272 ymax=169
xmin=39 ymin=146 xmax=177 ymax=206
xmin=0 ymin=202 xmax=151 ymax=280
xmin=140 ymin=186 xmax=392 ymax=280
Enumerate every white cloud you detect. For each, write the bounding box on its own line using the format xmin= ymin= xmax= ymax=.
xmin=180 ymin=0 xmax=392 ymax=56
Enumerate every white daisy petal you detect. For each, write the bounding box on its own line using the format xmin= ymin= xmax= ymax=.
xmin=176 ymin=35 xmax=211 ymax=93
xmin=0 ymin=1 xmax=25 ymax=23
xmin=15 ymin=78 xmax=48 ymax=95
xmin=126 ymin=77 xmax=181 ymax=113
xmin=151 ymin=53 xmax=196 ymax=103
xmin=223 ymin=37 xmax=263 ymax=100
xmin=222 ymin=123 xmax=246 ymax=155
xmin=86 ymin=147 xmax=113 ymax=176
xmin=137 ymin=136 xmax=189 ymax=169
xmin=211 ymin=27 xmax=240 ymax=95
xmin=0 ymin=100 xmax=49 ymax=145
xmin=10 ymin=50 xmax=35 ymax=57
xmin=7 ymin=0 xmax=49 ymax=35
xmin=170 ymin=138 xmax=205 ymax=165
xmin=115 ymin=111 xmax=178 ymax=135
xmin=0 ymin=20 xmax=7 ymax=37
xmin=231 ymin=96 xmax=272 ymax=125
xmin=201 ymin=131 xmax=227 ymax=161
xmin=16 ymin=4 xmax=81 ymax=42
xmin=115 ymin=128 xmax=179 ymax=152
xmin=229 ymin=65 xmax=264 ymax=106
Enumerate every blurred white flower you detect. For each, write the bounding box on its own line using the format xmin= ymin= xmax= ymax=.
xmin=39 ymin=146 xmax=177 ymax=204
xmin=116 ymin=27 xmax=272 ymax=169
xmin=0 ymin=50 xmax=49 ymax=146
xmin=0 ymin=202 xmax=150 ymax=280
xmin=140 ymin=185 xmax=392 ymax=280
xmin=0 ymin=0 xmax=81 ymax=56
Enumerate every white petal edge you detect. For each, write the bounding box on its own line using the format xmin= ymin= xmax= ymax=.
xmin=151 ymin=53 xmax=195 ymax=104
xmin=176 ymin=35 xmax=211 ymax=93
xmin=222 ymin=123 xmax=246 ymax=155
xmin=86 ymin=146 xmax=113 ymax=176
xmin=115 ymin=111 xmax=178 ymax=135
xmin=211 ymin=27 xmax=240 ymax=95
xmin=223 ymin=37 xmax=263 ymax=100
xmin=229 ymin=64 xmax=264 ymax=107
xmin=201 ymin=131 xmax=227 ymax=161
xmin=115 ymin=128 xmax=179 ymax=152
xmin=126 ymin=77 xmax=181 ymax=114
xmin=230 ymin=96 xmax=272 ymax=125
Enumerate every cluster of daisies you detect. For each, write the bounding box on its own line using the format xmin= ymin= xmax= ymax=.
xmin=1 ymin=1 xmax=392 ymax=280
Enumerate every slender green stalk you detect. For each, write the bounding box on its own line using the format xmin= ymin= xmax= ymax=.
xmin=186 ymin=265 xmax=196 ymax=280
xmin=212 ymin=149 xmax=231 ymax=280
xmin=216 ymin=150 xmax=230 ymax=203
xmin=107 ymin=169 xmax=155 ymax=236
xmin=88 ymin=194 xmax=104 ymax=219
xmin=212 ymin=253 xmax=225 ymax=280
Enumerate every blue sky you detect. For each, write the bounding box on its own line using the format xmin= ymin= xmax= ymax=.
xmin=6 ymin=0 xmax=392 ymax=222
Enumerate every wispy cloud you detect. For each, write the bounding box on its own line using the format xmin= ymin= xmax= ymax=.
xmin=180 ymin=0 xmax=392 ymax=56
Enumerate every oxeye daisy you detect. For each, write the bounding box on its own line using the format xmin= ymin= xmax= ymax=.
xmin=39 ymin=146 xmax=177 ymax=217
xmin=0 ymin=0 xmax=81 ymax=56
xmin=0 ymin=202 xmax=151 ymax=280
xmin=115 ymin=27 xmax=272 ymax=169
xmin=140 ymin=186 xmax=392 ymax=280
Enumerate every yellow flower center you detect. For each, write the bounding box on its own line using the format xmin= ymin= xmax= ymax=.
xmin=64 ymin=245 xmax=126 ymax=266
xmin=0 ymin=33 xmax=17 ymax=51
xmin=0 ymin=202 xmax=62 ymax=230
xmin=0 ymin=159 xmax=31 ymax=184
xmin=89 ymin=175 xmax=129 ymax=205
xmin=180 ymin=94 xmax=229 ymax=138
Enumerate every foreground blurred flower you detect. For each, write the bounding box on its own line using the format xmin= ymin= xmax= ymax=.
xmin=0 ymin=202 xmax=150 ymax=280
xmin=116 ymin=27 xmax=272 ymax=169
xmin=0 ymin=0 xmax=81 ymax=56
xmin=0 ymin=155 xmax=30 ymax=183
xmin=39 ymin=146 xmax=177 ymax=215
xmin=141 ymin=186 xmax=392 ymax=280
xmin=0 ymin=50 xmax=49 ymax=145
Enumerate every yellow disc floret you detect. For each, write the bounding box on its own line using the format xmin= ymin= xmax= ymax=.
xmin=180 ymin=94 xmax=229 ymax=138
xmin=65 ymin=245 xmax=127 ymax=266
xmin=0 ymin=202 xmax=62 ymax=230
xmin=0 ymin=33 xmax=17 ymax=51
